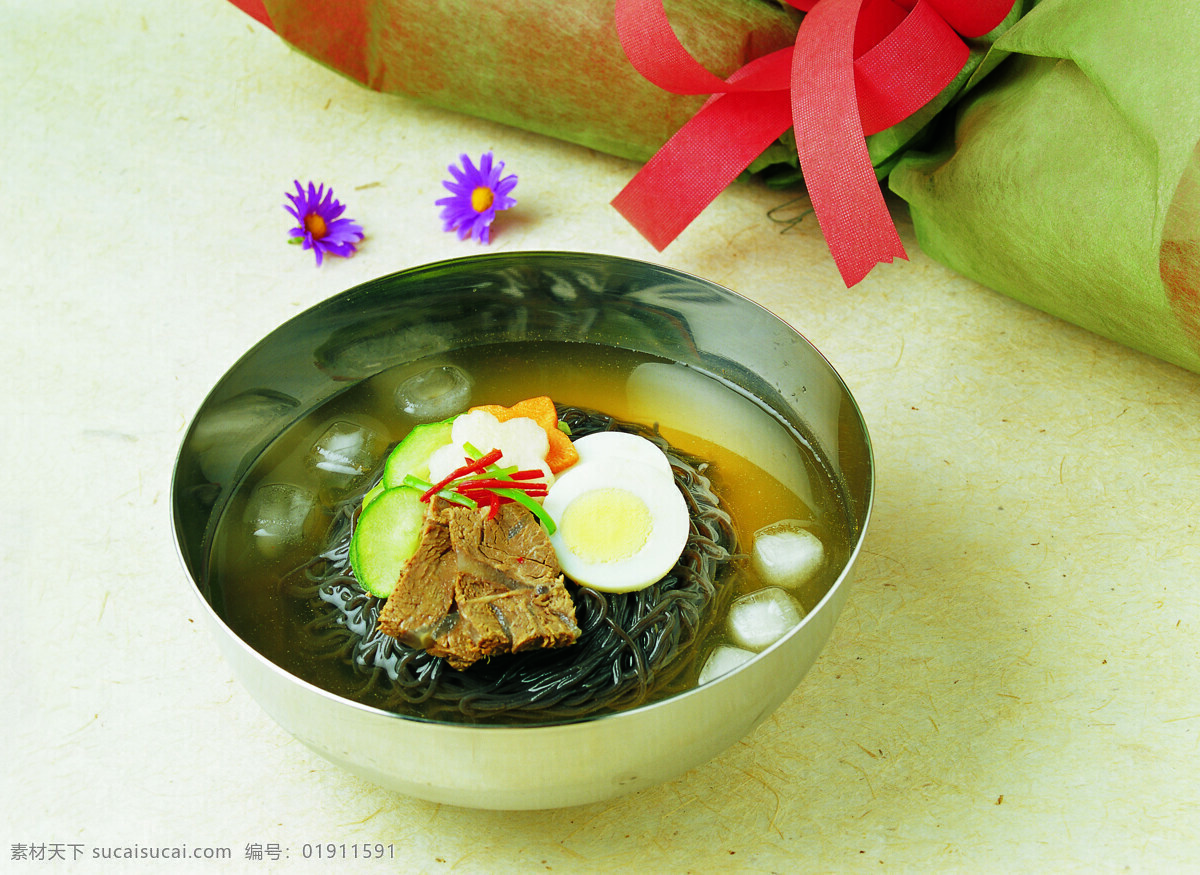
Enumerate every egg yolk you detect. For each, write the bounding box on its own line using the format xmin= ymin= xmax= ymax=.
xmin=559 ymin=488 xmax=653 ymax=564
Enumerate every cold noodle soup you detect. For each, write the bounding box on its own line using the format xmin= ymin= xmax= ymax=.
xmin=205 ymin=341 xmax=855 ymax=724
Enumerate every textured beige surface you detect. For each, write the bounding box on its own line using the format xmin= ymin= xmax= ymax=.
xmin=4 ymin=2 xmax=1198 ymax=872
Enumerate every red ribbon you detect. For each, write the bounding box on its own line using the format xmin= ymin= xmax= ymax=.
xmin=228 ymin=0 xmax=273 ymax=29
xmin=612 ymin=0 xmax=1014 ymax=286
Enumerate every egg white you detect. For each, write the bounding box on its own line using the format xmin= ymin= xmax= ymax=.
xmin=544 ymin=458 xmax=690 ymax=593
xmin=571 ymin=431 xmax=674 ymax=479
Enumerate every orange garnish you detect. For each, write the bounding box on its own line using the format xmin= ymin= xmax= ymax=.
xmin=469 ymin=396 xmax=579 ymax=474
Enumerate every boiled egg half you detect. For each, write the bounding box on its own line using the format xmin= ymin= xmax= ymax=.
xmin=544 ymin=433 xmax=689 ymax=593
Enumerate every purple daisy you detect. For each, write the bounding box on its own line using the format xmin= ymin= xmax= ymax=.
xmin=436 ymin=152 xmax=518 ymax=244
xmin=284 ymin=180 xmax=364 ymax=266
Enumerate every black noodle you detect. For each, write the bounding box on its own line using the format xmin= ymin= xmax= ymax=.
xmin=281 ymin=405 xmax=738 ymax=723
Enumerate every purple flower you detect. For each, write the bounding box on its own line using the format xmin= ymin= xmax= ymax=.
xmin=284 ymin=180 xmax=364 ymax=266
xmin=436 ymin=153 xmax=518 ymax=244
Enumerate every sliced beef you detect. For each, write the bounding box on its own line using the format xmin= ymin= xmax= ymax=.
xmin=376 ymin=505 xmax=457 ymax=650
xmin=377 ymin=498 xmax=579 ymax=670
xmin=449 ymin=503 xmax=562 ymax=589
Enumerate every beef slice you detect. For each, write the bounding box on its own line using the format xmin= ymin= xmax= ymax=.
xmin=377 ymin=498 xmax=579 ymax=670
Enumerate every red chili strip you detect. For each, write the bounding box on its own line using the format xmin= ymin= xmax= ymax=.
xmin=456 ymin=478 xmax=548 ymax=494
xmin=456 ymin=489 xmax=548 ymax=505
xmin=508 ymin=469 xmax=547 ymax=481
xmin=468 ymin=490 xmax=511 ymax=515
xmin=420 ymin=448 xmax=505 ymax=501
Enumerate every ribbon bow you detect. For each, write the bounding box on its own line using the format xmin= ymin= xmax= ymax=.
xmin=612 ymin=0 xmax=1014 ymax=286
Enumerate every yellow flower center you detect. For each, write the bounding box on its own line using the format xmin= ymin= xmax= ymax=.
xmin=470 ymin=186 xmax=495 ymax=213
xmin=304 ymin=213 xmax=328 ymax=239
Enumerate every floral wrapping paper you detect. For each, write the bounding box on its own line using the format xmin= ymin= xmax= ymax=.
xmin=231 ymin=0 xmax=1200 ymax=375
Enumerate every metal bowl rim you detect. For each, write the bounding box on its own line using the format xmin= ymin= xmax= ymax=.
xmin=170 ymin=250 xmax=876 ymax=733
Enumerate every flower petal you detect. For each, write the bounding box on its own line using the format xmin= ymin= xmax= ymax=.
xmin=436 ymin=153 xmax=516 ymax=244
xmin=284 ymin=180 xmax=363 ymax=265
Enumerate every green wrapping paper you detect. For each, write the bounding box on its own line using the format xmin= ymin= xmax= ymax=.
xmin=249 ymin=0 xmax=1014 ymax=184
xmin=260 ymin=0 xmax=800 ymax=163
xmin=237 ymin=0 xmax=1200 ymax=373
xmin=889 ymin=0 xmax=1200 ymax=373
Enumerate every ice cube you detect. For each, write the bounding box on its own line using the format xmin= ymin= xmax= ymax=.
xmin=697 ymin=645 xmax=755 ymax=685
xmin=306 ymin=420 xmax=388 ymax=489
xmin=395 ymin=365 xmax=472 ymax=422
xmin=751 ymin=520 xmax=825 ymax=591
xmin=726 ymin=587 xmax=803 ymax=652
xmin=244 ymin=483 xmax=316 ymax=557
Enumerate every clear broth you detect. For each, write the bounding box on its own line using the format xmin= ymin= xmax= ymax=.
xmin=206 ymin=341 xmax=854 ymax=718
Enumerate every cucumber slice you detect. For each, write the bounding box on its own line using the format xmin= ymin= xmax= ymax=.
xmin=349 ymin=486 xmax=427 ymax=598
xmin=382 ymin=420 xmax=454 ymax=490
xmin=360 ymin=478 xmax=387 ymax=512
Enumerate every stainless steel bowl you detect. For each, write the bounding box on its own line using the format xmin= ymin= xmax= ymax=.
xmin=171 ymin=252 xmax=873 ymax=809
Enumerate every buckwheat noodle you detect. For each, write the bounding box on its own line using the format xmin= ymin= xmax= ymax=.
xmin=282 ymin=406 xmax=738 ymax=723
